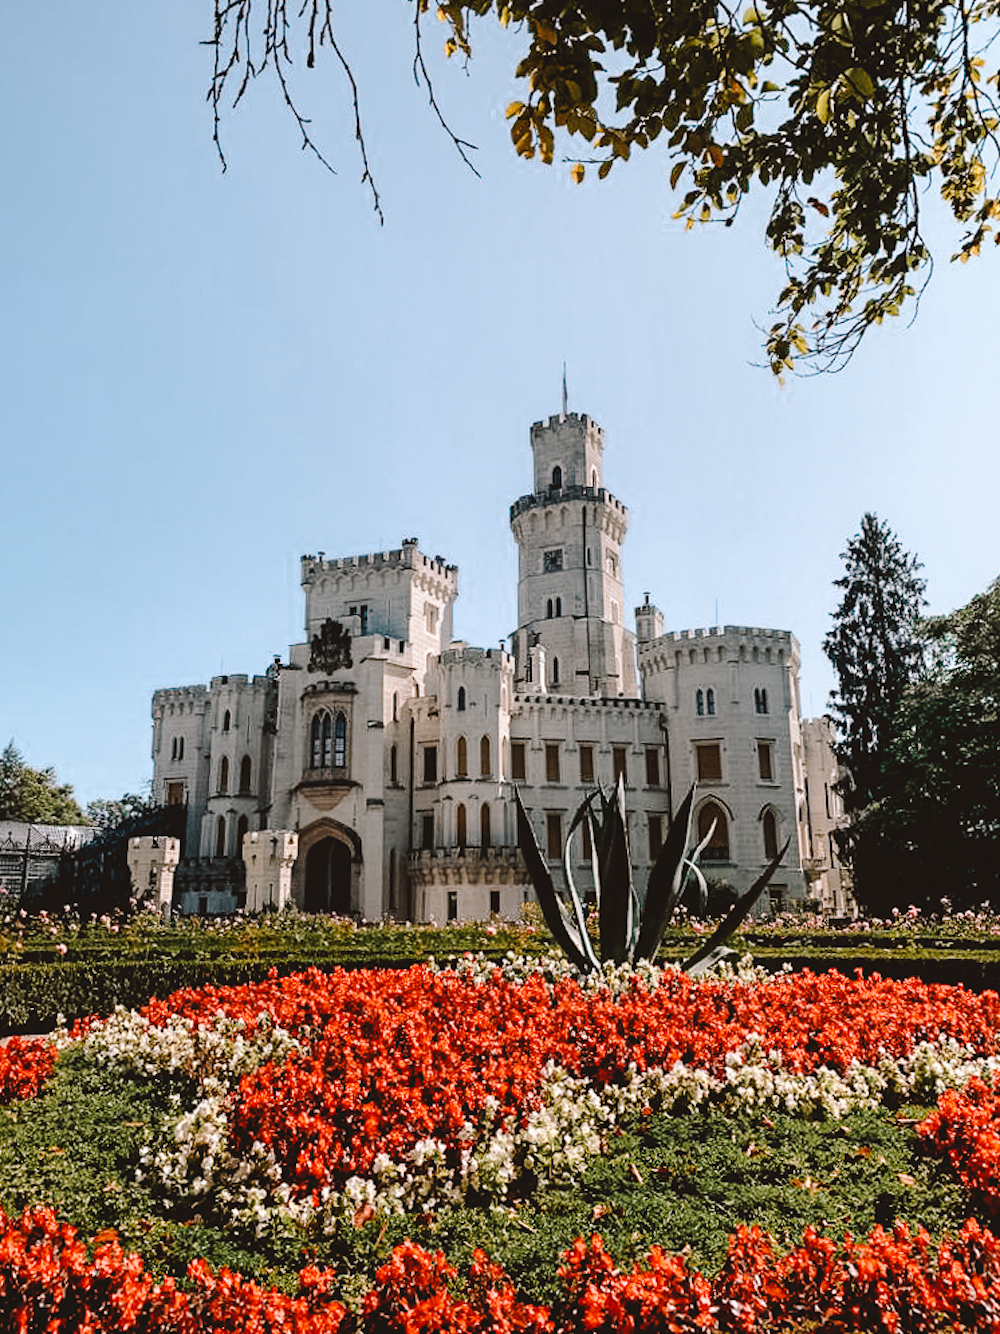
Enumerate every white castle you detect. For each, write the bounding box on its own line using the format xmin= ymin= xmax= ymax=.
xmin=151 ymin=409 xmax=850 ymax=921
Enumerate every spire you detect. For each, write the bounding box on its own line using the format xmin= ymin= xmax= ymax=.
xmin=562 ymin=362 xmax=568 ymax=417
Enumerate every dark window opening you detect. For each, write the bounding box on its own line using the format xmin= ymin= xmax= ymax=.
xmin=447 ymin=890 xmax=458 ymax=921
xmin=698 ymin=802 xmax=730 ymax=860
xmin=546 ymin=812 xmax=562 ymax=860
xmin=423 ymin=745 xmax=437 ymax=784
xmin=645 ymin=748 xmax=661 ymax=787
xmin=511 ymin=742 xmax=526 ymax=782
xmin=613 ymin=747 xmax=628 ymax=784
xmin=421 ymin=814 xmax=434 ymax=850
xmin=579 ymin=745 xmax=595 ymax=785
xmin=545 ymin=743 xmax=561 ymax=783
xmin=696 ymin=743 xmax=722 ymax=782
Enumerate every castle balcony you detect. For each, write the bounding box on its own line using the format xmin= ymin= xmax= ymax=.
xmin=407 ymin=845 xmax=526 ymax=888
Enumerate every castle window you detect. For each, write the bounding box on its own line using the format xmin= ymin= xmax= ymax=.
xmin=423 ymin=745 xmax=438 ymax=784
xmin=447 ymin=890 xmax=458 ymax=921
xmin=457 ymin=685 xmax=466 ymax=711
xmin=762 ymin=809 xmax=779 ymax=860
xmin=551 ymin=465 xmax=562 ymax=490
xmin=456 ymin=736 xmax=468 ymax=778
xmin=215 ymin=816 xmax=227 ymax=859
xmin=543 ymin=549 xmax=563 ymax=573
xmin=546 ymin=812 xmax=562 ymax=860
xmin=579 ymin=744 xmax=594 ymax=785
xmin=613 ymin=747 xmax=628 ymax=785
xmin=695 ymin=743 xmax=722 ymax=782
xmin=392 ymin=692 xmax=398 ymax=722
xmin=555 ymin=597 xmax=562 ymax=617
xmin=645 ymin=748 xmax=661 ymax=787
xmin=755 ymin=688 xmax=769 ymax=715
xmin=545 ymin=743 xmax=561 ymax=783
xmin=758 ymin=741 xmax=774 ymax=781
xmin=425 ymin=602 xmax=438 ymax=633
xmin=481 ymin=802 xmax=491 ymax=850
xmin=333 ymin=712 xmax=347 ymax=768
xmin=480 ymin=735 xmax=491 ymax=777
xmin=178 ymin=737 xmax=184 ymax=760
xmin=552 ymin=657 xmax=560 ymax=685
xmin=311 ymin=711 xmax=332 ymax=768
xmin=696 ymin=689 xmax=704 ymax=716
xmin=698 ymin=802 xmax=730 ymax=861
xmin=546 ymin=599 xmax=553 ymax=619
xmin=239 ymin=756 xmax=252 ymax=794
xmin=359 ymin=604 xmax=369 ymax=634
xmin=707 ymin=688 xmax=716 ymax=716
xmin=171 ymin=737 xmax=177 ymax=761
xmin=166 ymin=781 xmax=185 ymax=806
xmin=218 ymin=756 xmax=229 ymax=794
xmin=591 ymin=469 xmax=598 ymax=488
xmin=421 ymin=813 xmax=434 ymax=850
xmin=648 ymin=814 xmax=663 ymax=860
xmin=236 ymin=814 xmax=249 ymax=848
xmin=222 ymin=710 xmax=231 ymax=733
xmin=390 ymin=744 xmax=398 ymax=785
xmin=511 ymin=741 xmax=526 ymax=782
xmin=457 ymin=803 xmax=467 ymax=850
xmin=490 ymin=889 xmax=500 ymax=914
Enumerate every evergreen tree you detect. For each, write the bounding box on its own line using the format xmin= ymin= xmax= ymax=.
xmin=824 ymin=514 xmax=927 ymax=813
xmin=0 ymin=741 xmax=87 ymax=826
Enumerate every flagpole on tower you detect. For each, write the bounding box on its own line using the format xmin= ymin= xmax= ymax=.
xmin=562 ymin=362 xmax=568 ymax=416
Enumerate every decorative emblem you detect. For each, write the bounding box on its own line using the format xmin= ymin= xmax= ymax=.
xmin=307 ymin=619 xmax=353 ymax=674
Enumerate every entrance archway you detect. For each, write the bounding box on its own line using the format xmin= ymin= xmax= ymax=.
xmin=304 ymin=837 xmax=353 ymax=915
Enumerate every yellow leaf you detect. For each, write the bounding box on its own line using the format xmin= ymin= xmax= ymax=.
xmin=506 ymin=101 xmax=525 ymax=120
xmin=535 ymin=18 xmax=557 ymax=44
xmin=844 ymin=67 xmax=874 ymax=99
xmin=708 ymin=144 xmax=724 ymax=167
xmin=570 ymin=162 xmax=585 ymax=184
xmin=816 ymin=87 xmax=832 ymax=124
xmin=670 ymin=161 xmax=685 ymax=189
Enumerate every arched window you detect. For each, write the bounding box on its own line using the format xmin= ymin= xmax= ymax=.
xmin=171 ymin=737 xmax=177 ymax=761
xmin=390 ymin=744 xmax=398 ymax=785
xmin=392 ymin=692 xmax=398 ymax=722
xmin=762 ymin=809 xmax=779 ymax=860
xmin=481 ymin=802 xmax=491 ymax=851
xmin=311 ymin=711 xmax=332 ymax=768
xmin=480 ymin=735 xmax=491 ymax=777
xmin=551 ymin=465 xmax=562 ymax=489
xmin=591 ymin=469 xmax=598 ymax=488
xmin=552 ymin=656 xmax=560 ymax=685
xmin=696 ymin=689 xmax=705 ymax=716
xmin=218 ymin=756 xmax=229 ymax=794
xmin=215 ymin=815 xmax=227 ymax=859
xmin=555 ymin=597 xmax=562 ymax=617
xmin=706 ymin=688 xmax=716 ymax=716
xmin=754 ymin=688 xmax=769 ymax=715
xmin=222 ymin=710 xmax=231 ymax=733
xmin=178 ymin=737 xmax=184 ymax=760
xmin=697 ymin=801 xmax=730 ymax=861
xmin=546 ymin=599 xmax=553 ymax=619
xmin=239 ymin=755 xmax=252 ymax=794
xmin=456 ymin=735 xmax=468 ymax=777
xmin=457 ymin=803 xmax=467 ymax=849
xmin=236 ymin=814 xmax=249 ymax=849
xmin=457 ymin=686 xmax=466 ymax=712
xmin=334 ymin=712 xmax=347 ymax=767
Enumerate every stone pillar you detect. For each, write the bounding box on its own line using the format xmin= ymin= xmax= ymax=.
xmin=242 ymin=830 xmax=298 ymax=912
xmin=127 ymin=836 xmax=181 ymax=919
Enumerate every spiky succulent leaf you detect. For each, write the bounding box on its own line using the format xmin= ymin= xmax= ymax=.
xmin=515 ymin=787 xmax=596 ymax=973
xmin=633 ymin=784 xmax=696 ymax=963
xmin=682 ymin=857 xmax=709 ymax=918
xmin=562 ymin=794 xmax=602 ymax=970
xmin=685 ymin=944 xmax=738 ymax=978
xmin=597 ymin=776 xmax=637 ymax=965
xmin=682 ymin=837 xmax=791 ymax=974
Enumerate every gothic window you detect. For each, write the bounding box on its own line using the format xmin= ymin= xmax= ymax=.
xmin=552 ymin=657 xmax=560 ymax=685
xmin=696 ymin=689 xmax=705 ymax=716
xmin=236 ymin=814 xmax=249 ymax=848
xmin=555 ymin=597 xmax=562 ymax=617
xmin=591 ymin=469 xmax=598 ymax=488
xmin=481 ymin=802 xmax=491 ymax=850
xmin=392 ymin=692 xmax=398 ymax=722
xmin=171 ymin=737 xmax=177 ymax=761
xmin=762 ymin=809 xmax=779 ymax=860
xmin=707 ymin=688 xmax=716 ymax=716
xmin=334 ymin=712 xmax=347 ymax=768
xmin=698 ymin=802 xmax=730 ymax=861
xmin=390 ymin=744 xmax=398 ymax=785
xmin=754 ymin=688 xmax=769 ymax=714
xmin=311 ymin=711 xmax=332 ymax=768
xmin=215 ymin=816 xmax=227 ymax=859
xmin=218 ymin=756 xmax=229 ymax=794
xmin=178 ymin=737 xmax=184 ymax=760
xmin=480 ymin=735 xmax=491 ymax=777
xmin=546 ymin=599 xmax=553 ymax=619
xmin=543 ymin=549 xmax=563 ymax=572
xmin=239 ymin=756 xmax=252 ymax=794
xmin=222 ymin=710 xmax=231 ymax=732
xmin=551 ymin=465 xmax=562 ymax=490
xmin=457 ymin=803 xmax=467 ymax=850
xmin=457 ymin=686 xmax=466 ymax=711
xmin=456 ymin=735 xmax=468 ymax=777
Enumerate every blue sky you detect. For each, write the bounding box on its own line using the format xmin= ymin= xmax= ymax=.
xmin=2 ymin=2 xmax=996 ymax=809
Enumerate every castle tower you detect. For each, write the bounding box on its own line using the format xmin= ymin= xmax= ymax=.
xmin=509 ymin=412 xmax=637 ymax=697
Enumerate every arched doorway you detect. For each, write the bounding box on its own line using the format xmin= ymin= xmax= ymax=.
xmin=304 ymin=837 xmax=353 ymax=915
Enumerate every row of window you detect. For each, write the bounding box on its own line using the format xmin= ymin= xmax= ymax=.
xmin=214 ymin=812 xmax=251 ymax=858
xmin=216 ymin=755 xmax=253 ymax=795
xmin=695 ymin=740 xmax=775 ymax=784
xmin=170 ymin=736 xmax=186 ymax=761
xmin=695 ymin=687 xmax=769 ymax=716
xmin=537 ymin=802 xmax=779 ymax=864
xmin=509 ymin=742 xmax=661 ymax=788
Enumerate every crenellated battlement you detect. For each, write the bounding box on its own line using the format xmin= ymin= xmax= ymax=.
xmin=509 ymin=485 xmax=627 ymax=522
xmin=530 ymin=411 xmax=604 ymax=442
xmin=301 ymin=537 xmax=458 ymax=588
xmin=654 ymin=626 xmax=794 ymax=644
xmin=438 ymin=645 xmax=512 ymax=669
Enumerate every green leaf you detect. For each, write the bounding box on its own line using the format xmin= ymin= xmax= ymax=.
xmin=844 ymin=67 xmax=874 ymax=100
xmin=816 ymin=87 xmax=832 ymax=124
xmin=682 ymin=838 xmax=791 ymax=973
xmin=633 ymin=785 xmax=696 ymax=963
xmin=515 ymin=788 xmax=596 ymax=973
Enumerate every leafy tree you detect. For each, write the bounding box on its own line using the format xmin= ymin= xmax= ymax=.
xmin=85 ymin=792 xmax=157 ymax=837
xmin=0 ymin=742 xmax=87 ymax=826
xmin=852 ymin=576 xmax=1000 ymax=913
xmin=824 ymin=514 xmax=926 ymax=815
xmin=209 ymin=0 xmax=1000 ymax=372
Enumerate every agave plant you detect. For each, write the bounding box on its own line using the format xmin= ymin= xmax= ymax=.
xmin=515 ymin=780 xmax=789 ymax=976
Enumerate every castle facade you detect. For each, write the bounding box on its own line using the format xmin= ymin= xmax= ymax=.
xmin=151 ymin=410 xmax=845 ymax=921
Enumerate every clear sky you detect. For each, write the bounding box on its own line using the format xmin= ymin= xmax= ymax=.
xmin=2 ymin=3 xmax=996 ymax=810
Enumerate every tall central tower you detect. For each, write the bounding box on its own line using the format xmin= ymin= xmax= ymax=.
xmin=509 ymin=411 xmax=638 ymax=697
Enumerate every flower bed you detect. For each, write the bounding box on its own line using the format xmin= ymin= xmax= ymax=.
xmin=4 ymin=957 xmax=1000 ymax=1329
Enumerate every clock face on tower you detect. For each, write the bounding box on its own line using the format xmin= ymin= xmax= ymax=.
xmin=543 ymin=549 xmax=564 ymax=573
